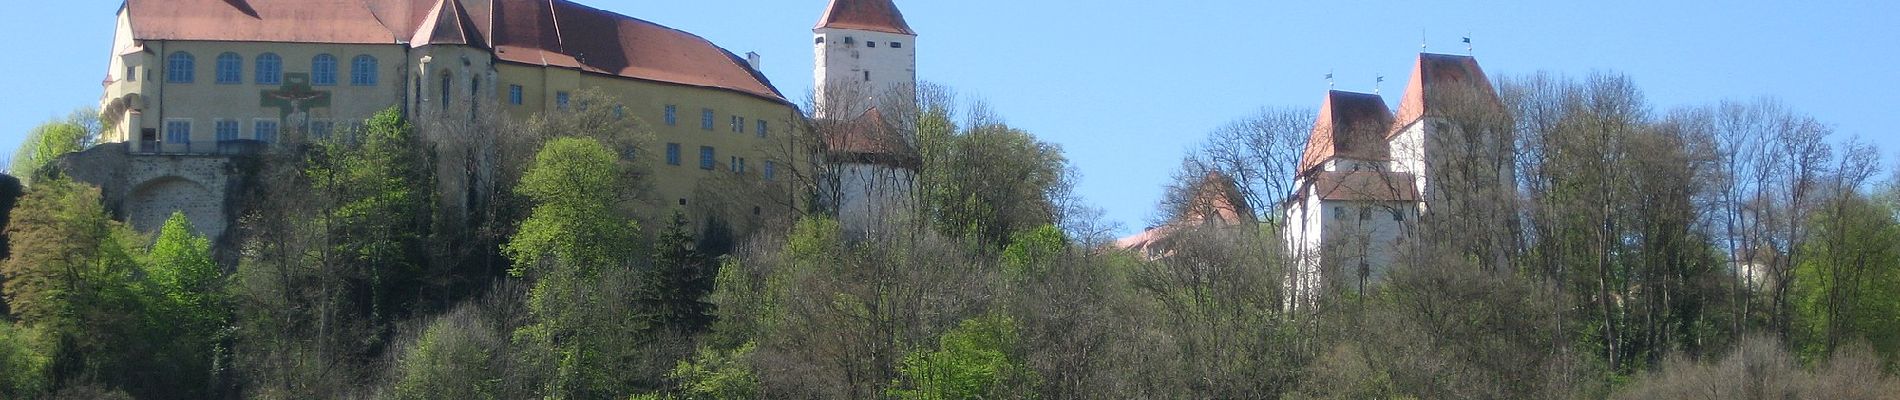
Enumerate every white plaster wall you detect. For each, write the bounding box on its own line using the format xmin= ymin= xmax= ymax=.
xmin=1390 ymin=121 xmax=1428 ymax=204
xmin=813 ymin=27 xmax=916 ymax=119
xmin=836 ymin=163 xmax=916 ymax=234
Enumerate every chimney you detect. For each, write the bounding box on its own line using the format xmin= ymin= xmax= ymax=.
xmin=745 ymin=52 xmax=762 ymax=71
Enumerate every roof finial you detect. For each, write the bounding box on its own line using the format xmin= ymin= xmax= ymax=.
xmin=1326 ymin=69 xmax=1335 ymax=90
xmin=1463 ymin=32 xmax=1473 ymax=55
xmin=1421 ymin=29 xmax=1429 ymax=51
xmin=1375 ymin=75 xmax=1385 ymax=94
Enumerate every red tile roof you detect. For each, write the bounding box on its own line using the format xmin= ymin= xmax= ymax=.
xmin=125 ymin=0 xmax=409 ymax=44
xmin=1298 ymin=91 xmax=1395 ymax=175
xmin=822 ymin=107 xmax=915 ymax=167
xmin=122 ymin=0 xmax=788 ymax=104
xmin=410 ymin=0 xmax=483 ymax=47
xmin=1391 ymin=53 xmax=1499 ymax=134
xmin=816 ymin=0 xmax=916 ymax=35
xmin=489 ymin=0 xmax=788 ymax=103
xmin=1309 ymin=171 xmax=1419 ymax=202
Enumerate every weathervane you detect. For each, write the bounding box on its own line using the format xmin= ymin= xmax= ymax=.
xmin=1375 ymin=75 xmax=1385 ymax=94
xmin=1464 ymin=33 xmax=1474 ymax=55
xmin=1326 ymin=70 xmax=1335 ymax=89
xmin=1421 ymin=29 xmax=1429 ymax=51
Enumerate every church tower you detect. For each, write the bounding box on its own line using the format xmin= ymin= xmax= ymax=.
xmin=813 ymin=0 xmax=917 ymax=120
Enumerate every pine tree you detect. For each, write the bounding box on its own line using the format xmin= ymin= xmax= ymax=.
xmin=641 ymin=211 xmax=716 ymax=335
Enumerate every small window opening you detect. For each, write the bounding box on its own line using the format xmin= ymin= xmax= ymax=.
xmin=844 ymin=36 xmax=855 ymax=45
xmin=867 ymin=41 xmax=877 ymax=48
xmin=891 ymin=42 xmax=903 ymax=48
xmin=815 ymin=36 xmax=826 ymax=44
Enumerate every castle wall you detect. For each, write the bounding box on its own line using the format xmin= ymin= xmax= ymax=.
xmin=57 ymin=143 xmax=236 ymax=242
xmin=814 ymin=27 xmax=917 ymax=119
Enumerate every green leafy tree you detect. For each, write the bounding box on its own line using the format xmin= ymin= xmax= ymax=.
xmin=304 ymin=107 xmax=435 ymax=326
xmin=1794 ymin=193 xmax=1900 ymax=365
xmin=504 ymin=137 xmax=639 ymax=275
xmin=506 ymin=136 xmax=655 ymax=397
xmin=0 ymin=322 xmax=52 ymax=399
xmin=9 ymin=109 xmax=99 ymax=185
xmin=668 ymin=341 xmax=761 ymax=400
xmin=890 ymin=313 xmax=1040 ymax=400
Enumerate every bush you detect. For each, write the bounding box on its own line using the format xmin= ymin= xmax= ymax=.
xmin=1614 ymin=335 xmax=1899 ymax=400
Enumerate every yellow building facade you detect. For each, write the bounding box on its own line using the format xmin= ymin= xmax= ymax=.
xmin=98 ymin=0 xmax=805 ymax=233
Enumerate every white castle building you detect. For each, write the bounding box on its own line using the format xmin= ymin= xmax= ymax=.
xmin=1284 ymin=53 xmax=1506 ymax=306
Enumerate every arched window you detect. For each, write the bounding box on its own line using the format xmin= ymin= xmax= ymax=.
xmin=166 ymin=52 xmax=195 ymax=83
xmin=312 ymin=54 xmax=338 ymax=86
xmin=255 ymin=53 xmax=282 ymax=85
xmin=350 ymin=55 xmax=378 ymax=86
xmin=215 ymin=52 xmax=242 ymax=84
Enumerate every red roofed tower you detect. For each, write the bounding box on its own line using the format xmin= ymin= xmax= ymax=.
xmin=814 ymin=0 xmax=916 ymax=120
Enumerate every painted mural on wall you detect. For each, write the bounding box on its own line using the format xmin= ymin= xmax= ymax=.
xmin=261 ymin=73 xmax=331 ymax=134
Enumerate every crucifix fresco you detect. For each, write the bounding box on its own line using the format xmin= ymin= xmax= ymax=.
xmin=260 ymin=73 xmax=331 ymax=135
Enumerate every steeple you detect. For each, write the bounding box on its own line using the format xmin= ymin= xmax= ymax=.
xmin=816 ymin=0 xmax=915 ymax=36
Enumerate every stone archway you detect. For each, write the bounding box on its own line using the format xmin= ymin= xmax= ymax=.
xmin=126 ymin=175 xmax=222 ymax=239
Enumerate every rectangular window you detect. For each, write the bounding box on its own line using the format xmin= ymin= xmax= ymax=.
xmin=731 ymin=116 xmax=744 ymax=133
xmin=756 ymin=120 xmax=768 ymax=138
xmin=613 ymin=105 xmax=625 ymax=119
xmin=165 ymin=120 xmax=191 ymax=144
xmin=508 ymin=85 xmax=524 ymax=105
xmin=665 ymin=143 xmax=681 ymax=166
xmin=891 ymin=41 xmax=903 ymax=49
xmin=864 ymin=70 xmax=871 ymax=81
xmin=867 ymin=41 xmax=877 ymax=48
xmin=555 ymin=91 xmax=571 ymax=111
xmin=699 ymin=146 xmax=715 ymax=170
xmin=665 ymin=105 xmax=678 ymax=126
xmin=311 ymin=120 xmax=335 ymax=139
xmin=125 ymin=65 xmax=137 ymax=82
xmin=215 ymin=120 xmax=239 ymax=142
xmin=701 ymin=109 xmax=715 ymax=130
xmin=738 ymin=158 xmax=747 ymax=174
xmin=254 ymin=119 xmax=280 ymax=143
xmin=764 ymin=161 xmax=777 ymax=180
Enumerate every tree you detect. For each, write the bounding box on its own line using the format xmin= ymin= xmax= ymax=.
xmin=504 ymin=137 xmax=639 ymax=274
xmin=506 ymin=136 xmax=659 ymax=397
xmin=640 ymin=211 xmax=717 ymax=335
xmin=9 ymin=109 xmax=100 ymax=185
xmin=1793 ymin=192 xmax=1900 ymax=365
xmin=889 ymin=313 xmax=1040 ymax=400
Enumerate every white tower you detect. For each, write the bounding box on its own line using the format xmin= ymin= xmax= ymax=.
xmin=813 ymin=0 xmax=917 ymax=120
xmin=813 ymin=0 xmax=920 ymax=234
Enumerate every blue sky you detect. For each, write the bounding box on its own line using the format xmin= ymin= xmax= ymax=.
xmin=2 ymin=1 xmax=1896 ymax=235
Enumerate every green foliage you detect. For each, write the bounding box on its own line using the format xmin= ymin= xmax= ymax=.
xmin=1793 ymin=193 xmax=1900 ymax=366
xmin=890 ymin=313 xmax=1039 ymax=400
xmin=9 ymin=109 xmax=99 ymax=185
xmin=915 ymin=105 xmax=1068 ymax=253
xmin=505 ymin=136 xmax=663 ymax=398
xmin=640 ymin=211 xmax=717 ymax=335
xmin=1000 ymin=225 xmax=1066 ymax=282
xmin=668 ymin=341 xmax=760 ymax=400
xmin=0 ymin=322 xmax=52 ymax=399
xmin=389 ymin=307 xmax=505 ymax=400
xmin=504 ymin=136 xmax=639 ymax=275
xmin=146 ymin=212 xmax=224 ymax=327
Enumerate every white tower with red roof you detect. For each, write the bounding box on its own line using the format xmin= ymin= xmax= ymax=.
xmin=813 ymin=0 xmax=917 ymax=120
xmin=813 ymin=0 xmax=920 ymax=233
